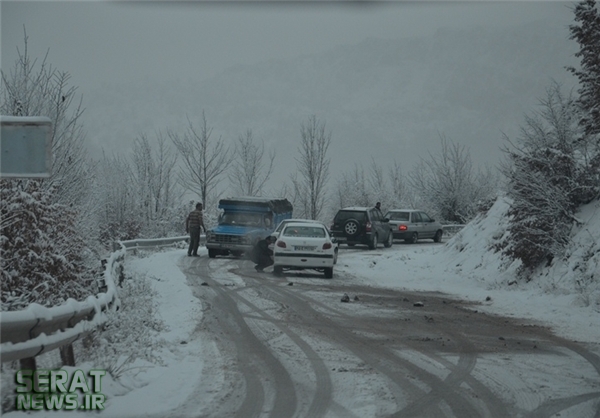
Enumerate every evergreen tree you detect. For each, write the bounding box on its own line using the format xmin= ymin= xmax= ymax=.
xmin=568 ymin=0 xmax=600 ymax=138
xmin=1 ymin=181 xmax=97 ymax=310
xmin=500 ymin=85 xmax=593 ymax=274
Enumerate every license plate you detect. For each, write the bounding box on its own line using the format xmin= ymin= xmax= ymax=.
xmin=295 ymin=246 xmax=316 ymax=251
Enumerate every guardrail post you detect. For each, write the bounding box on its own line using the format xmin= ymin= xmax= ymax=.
xmin=20 ymin=357 xmax=36 ymax=371
xmin=19 ymin=357 xmax=37 ymax=385
xmin=20 ymin=357 xmax=43 ymax=391
xmin=59 ymin=343 xmax=76 ymax=367
xmin=118 ymin=262 xmax=125 ymax=287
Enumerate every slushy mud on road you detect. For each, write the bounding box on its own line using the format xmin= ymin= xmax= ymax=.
xmin=170 ymin=255 xmax=600 ymax=418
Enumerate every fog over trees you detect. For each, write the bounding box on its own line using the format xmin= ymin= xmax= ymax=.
xmin=169 ymin=112 xmax=234 ymax=215
xmin=1 ymin=1 xmax=599 ymax=308
xmin=291 ymin=116 xmax=332 ymax=221
xmin=228 ymin=129 xmax=275 ymax=198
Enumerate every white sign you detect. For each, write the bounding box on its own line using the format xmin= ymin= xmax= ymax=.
xmin=1 ymin=116 xmax=52 ymax=178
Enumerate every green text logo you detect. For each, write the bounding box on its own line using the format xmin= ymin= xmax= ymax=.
xmin=15 ymin=369 xmax=106 ymax=411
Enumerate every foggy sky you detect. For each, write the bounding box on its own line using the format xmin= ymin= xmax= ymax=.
xmin=2 ymin=1 xmax=574 ymax=91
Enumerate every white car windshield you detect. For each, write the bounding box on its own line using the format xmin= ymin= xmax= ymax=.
xmin=282 ymin=226 xmax=326 ymax=238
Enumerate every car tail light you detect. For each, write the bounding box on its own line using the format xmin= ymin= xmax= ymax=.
xmin=399 ymin=224 xmax=407 ymax=231
xmin=277 ymin=240 xmax=287 ymax=248
xmin=366 ymin=222 xmax=372 ymax=232
xmin=322 ymin=242 xmax=332 ymax=250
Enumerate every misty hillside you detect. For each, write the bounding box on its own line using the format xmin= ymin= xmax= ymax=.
xmin=82 ymin=18 xmax=578 ymax=180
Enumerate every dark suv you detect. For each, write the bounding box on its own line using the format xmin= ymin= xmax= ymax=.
xmin=330 ymin=207 xmax=393 ymax=249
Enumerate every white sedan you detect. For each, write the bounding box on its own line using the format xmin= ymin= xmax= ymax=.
xmin=270 ymin=218 xmax=339 ymax=264
xmin=273 ymin=222 xmax=336 ymax=279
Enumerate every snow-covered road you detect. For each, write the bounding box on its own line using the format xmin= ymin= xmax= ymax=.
xmin=5 ymin=234 xmax=599 ymax=418
xmin=135 ymin=246 xmax=600 ymax=418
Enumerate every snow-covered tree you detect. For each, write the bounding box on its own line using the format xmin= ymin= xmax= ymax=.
xmin=333 ymin=160 xmax=413 ymax=215
xmin=367 ymin=158 xmax=389 ymax=211
xmin=388 ymin=161 xmax=411 ymax=209
xmin=500 ymin=84 xmax=596 ymax=272
xmin=291 ymin=116 xmax=332 ymax=220
xmin=130 ymin=133 xmax=183 ymax=237
xmin=169 ymin=112 xmax=233 ymax=214
xmin=568 ymin=0 xmax=600 ymax=139
xmin=335 ymin=164 xmax=370 ymax=209
xmin=94 ymin=153 xmax=140 ymax=244
xmin=0 ymin=29 xmax=91 ymax=207
xmin=227 ymin=129 xmax=275 ymax=197
xmin=408 ymin=135 xmax=497 ymax=224
xmin=0 ymin=31 xmax=99 ymax=309
xmin=1 ymin=181 xmax=97 ymax=310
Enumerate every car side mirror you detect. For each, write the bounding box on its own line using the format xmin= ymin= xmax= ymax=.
xmin=331 ymin=237 xmax=338 ymax=244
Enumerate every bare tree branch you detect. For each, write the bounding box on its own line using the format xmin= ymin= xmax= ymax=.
xmin=228 ymin=129 xmax=275 ymax=196
xmin=169 ymin=111 xmax=233 ymax=210
xmin=292 ymin=116 xmax=332 ymax=220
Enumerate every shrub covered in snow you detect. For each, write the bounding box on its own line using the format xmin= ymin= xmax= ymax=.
xmin=0 ymin=263 xmax=166 ymax=414
xmin=78 ymin=269 xmax=167 ymax=377
xmin=408 ymin=135 xmax=499 ymax=224
xmin=500 ymin=85 xmax=599 ymax=275
xmin=1 ymin=180 xmax=98 ymax=310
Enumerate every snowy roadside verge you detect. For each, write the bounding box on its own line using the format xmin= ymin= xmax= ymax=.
xmin=335 ymin=198 xmax=600 ymax=345
xmin=103 ymin=249 xmax=206 ymax=417
xmin=3 ymin=248 xmax=206 ymax=418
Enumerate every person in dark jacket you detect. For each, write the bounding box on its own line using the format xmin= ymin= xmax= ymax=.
xmin=252 ymin=235 xmax=276 ymax=272
xmin=186 ymin=203 xmax=206 ymax=256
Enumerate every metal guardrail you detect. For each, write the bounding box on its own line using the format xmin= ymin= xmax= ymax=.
xmin=114 ymin=235 xmax=190 ymax=251
xmin=0 ymin=249 xmax=125 ymax=363
xmin=0 ymin=235 xmax=193 ymax=364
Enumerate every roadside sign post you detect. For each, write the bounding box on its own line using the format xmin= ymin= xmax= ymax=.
xmin=1 ymin=115 xmax=53 ymax=374
xmin=1 ymin=116 xmax=52 ymax=179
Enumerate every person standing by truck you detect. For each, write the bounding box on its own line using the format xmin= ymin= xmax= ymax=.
xmin=186 ymin=203 xmax=206 ymax=256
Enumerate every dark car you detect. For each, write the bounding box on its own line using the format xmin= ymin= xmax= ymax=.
xmin=385 ymin=209 xmax=444 ymax=243
xmin=330 ymin=207 xmax=393 ymax=250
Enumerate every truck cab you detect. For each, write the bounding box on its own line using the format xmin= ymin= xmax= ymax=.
xmin=205 ymin=197 xmax=293 ymax=258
